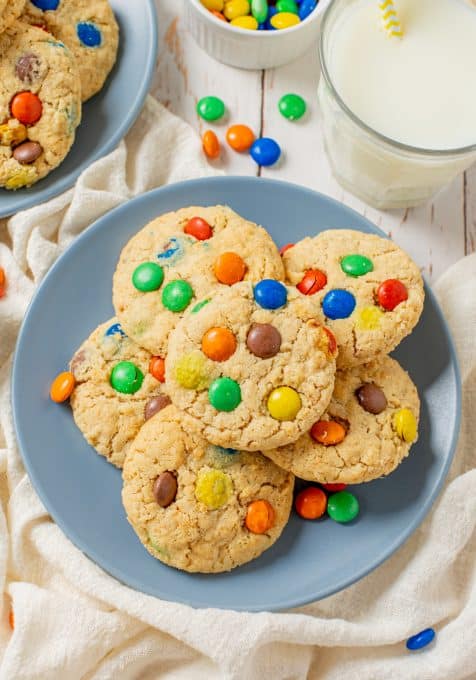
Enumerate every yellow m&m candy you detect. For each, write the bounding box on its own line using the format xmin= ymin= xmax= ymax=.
xmin=267 ymin=386 xmax=302 ymax=421
xmin=231 ymin=15 xmax=258 ymax=29
xmin=195 ymin=469 xmax=233 ymax=509
xmin=270 ymin=12 xmax=301 ymax=29
xmin=200 ymin=0 xmax=224 ymax=10
xmin=355 ymin=306 xmax=384 ymax=331
xmin=393 ymin=408 xmax=418 ymax=443
xmin=174 ymin=352 xmax=210 ymax=390
xmin=224 ymin=0 xmax=250 ymax=20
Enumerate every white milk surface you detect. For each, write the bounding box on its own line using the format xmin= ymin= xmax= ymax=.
xmin=329 ymin=0 xmax=476 ymax=150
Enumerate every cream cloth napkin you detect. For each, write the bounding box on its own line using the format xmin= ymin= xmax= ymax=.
xmin=0 ymin=97 xmax=475 ymax=680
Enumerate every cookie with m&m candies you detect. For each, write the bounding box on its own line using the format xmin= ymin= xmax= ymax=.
xmin=21 ymin=0 xmax=119 ymax=101
xmin=0 ymin=21 xmax=81 ymax=190
xmin=263 ymin=356 xmax=420 ymax=485
xmin=122 ymin=405 xmax=294 ymax=573
xmin=69 ymin=318 xmax=170 ymax=468
xmin=283 ymin=229 xmax=424 ymax=367
xmin=166 ymin=281 xmax=337 ymax=451
xmin=113 ymin=206 xmax=284 ymax=357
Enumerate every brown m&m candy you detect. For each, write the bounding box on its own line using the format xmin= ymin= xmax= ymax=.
xmin=246 ymin=323 xmax=281 ymax=359
xmin=356 ymin=383 xmax=387 ymax=414
xmin=15 ymin=53 xmax=41 ymax=84
xmin=13 ymin=141 xmax=42 ymax=164
xmin=153 ymin=471 xmax=177 ymax=507
xmin=144 ymin=395 xmax=171 ymax=421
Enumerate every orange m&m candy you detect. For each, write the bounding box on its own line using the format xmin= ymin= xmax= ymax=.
xmin=11 ymin=91 xmax=43 ymax=125
xmin=311 ymin=420 xmax=347 ymax=446
xmin=297 ymin=269 xmax=327 ymax=295
xmin=295 ymin=487 xmax=327 ymax=520
xmin=279 ymin=243 xmax=294 ymax=256
xmin=149 ymin=356 xmax=166 ymax=382
xmin=202 ymin=327 xmax=237 ymax=361
xmin=323 ymin=327 xmax=337 ymax=356
xmin=8 ymin=610 xmax=14 ymax=630
xmin=202 ymin=130 xmax=221 ymax=159
xmin=184 ymin=216 xmax=213 ymax=241
xmin=0 ymin=266 xmax=6 ymax=298
xmin=214 ymin=251 xmax=246 ymax=285
xmin=210 ymin=9 xmax=227 ymax=20
xmin=226 ymin=124 xmax=255 ymax=152
xmin=245 ymin=499 xmax=275 ymax=534
xmin=50 ymin=371 xmax=75 ymax=403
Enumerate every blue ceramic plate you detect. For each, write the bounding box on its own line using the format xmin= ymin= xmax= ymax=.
xmin=0 ymin=0 xmax=158 ymax=218
xmin=12 ymin=177 xmax=461 ymax=612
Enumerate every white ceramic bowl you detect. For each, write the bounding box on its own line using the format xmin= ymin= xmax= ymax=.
xmin=184 ymin=0 xmax=331 ymax=70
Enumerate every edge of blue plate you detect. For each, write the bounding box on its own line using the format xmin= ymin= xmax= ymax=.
xmin=0 ymin=0 xmax=158 ymax=219
xmin=11 ymin=177 xmax=462 ymax=611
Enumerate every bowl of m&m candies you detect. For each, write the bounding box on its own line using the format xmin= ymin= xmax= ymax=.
xmin=185 ymin=0 xmax=330 ymax=69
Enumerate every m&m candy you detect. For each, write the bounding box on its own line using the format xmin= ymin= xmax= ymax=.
xmin=253 ymin=279 xmax=287 ymax=309
xmin=184 ymin=216 xmax=213 ymax=240
xmin=327 ymin=491 xmax=359 ymax=523
xmin=270 ymin=11 xmax=300 ymax=28
xmin=393 ymin=408 xmax=417 ymax=442
xmin=149 ymin=356 xmax=166 ymax=382
xmin=246 ymin=323 xmax=281 ymax=358
xmin=406 ymin=628 xmax=436 ymax=651
xmin=162 ymin=280 xmax=193 ymax=312
xmin=195 ymin=469 xmax=233 ymax=509
xmin=226 ymin=124 xmax=255 ymax=152
xmin=377 ymin=279 xmax=408 ymax=311
xmin=251 ymin=0 xmax=268 ymax=23
xmin=214 ymin=252 xmax=247 ymax=285
xmin=77 ymin=22 xmax=102 ymax=47
xmin=0 ymin=266 xmax=6 ymax=298
xmin=279 ymin=93 xmax=306 ymax=121
xmin=202 ymin=327 xmax=237 ymax=361
xmin=153 ymin=471 xmax=177 ymax=507
xmin=10 ymin=91 xmax=43 ymax=125
xmin=31 ymin=0 xmax=60 ymax=8
xmin=267 ymin=386 xmax=301 ymax=420
xmin=295 ymin=487 xmax=327 ymax=519
xmin=202 ymin=0 xmax=319 ymax=31
xmin=321 ymin=483 xmax=347 ymax=492
xmin=132 ymin=262 xmax=164 ymax=292
xmin=296 ymin=269 xmax=327 ymax=295
xmin=110 ymin=362 xmax=144 ymax=394
xmin=197 ymin=96 xmax=225 ymax=122
xmin=202 ymin=130 xmax=221 ymax=159
xmin=250 ymin=137 xmax=281 ymax=166
xmin=341 ymin=254 xmax=373 ymax=277
xmin=311 ymin=420 xmax=346 ymax=446
xmin=246 ymin=500 xmax=276 ymax=533
xmin=209 ymin=376 xmax=242 ymax=411
xmin=50 ymin=371 xmax=75 ymax=403
xmin=322 ymin=289 xmax=356 ymax=320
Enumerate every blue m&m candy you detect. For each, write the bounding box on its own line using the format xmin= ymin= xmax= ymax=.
xmin=406 ymin=628 xmax=436 ymax=651
xmin=77 ymin=22 xmax=102 ymax=47
xmin=254 ymin=280 xmax=287 ymax=310
xmin=250 ymin=138 xmax=281 ymax=167
xmin=266 ymin=5 xmax=278 ymax=28
xmin=105 ymin=322 xmax=126 ymax=338
xmin=322 ymin=289 xmax=356 ymax=319
xmin=299 ymin=0 xmax=317 ymax=21
xmin=31 ymin=0 xmax=59 ymax=9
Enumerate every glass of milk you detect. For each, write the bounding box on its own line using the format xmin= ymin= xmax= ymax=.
xmin=318 ymin=0 xmax=476 ymax=210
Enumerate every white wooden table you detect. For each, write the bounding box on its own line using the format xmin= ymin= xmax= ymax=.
xmin=153 ymin=0 xmax=475 ymax=283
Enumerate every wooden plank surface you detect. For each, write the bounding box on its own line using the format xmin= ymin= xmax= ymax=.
xmin=153 ymin=0 xmax=474 ymax=283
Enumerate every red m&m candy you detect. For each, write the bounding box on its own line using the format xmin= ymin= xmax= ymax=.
xmin=184 ymin=216 xmax=213 ymax=241
xmin=279 ymin=243 xmax=294 ymax=256
xmin=321 ymin=483 xmax=347 ymax=492
xmin=149 ymin=356 xmax=166 ymax=382
xmin=297 ymin=269 xmax=327 ymax=295
xmin=10 ymin=91 xmax=43 ymax=125
xmin=377 ymin=279 xmax=408 ymax=311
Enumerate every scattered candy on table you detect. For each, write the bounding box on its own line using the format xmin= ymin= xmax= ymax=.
xmin=279 ymin=93 xmax=307 ymax=120
xmin=226 ymin=124 xmax=255 ymax=152
xmin=250 ymin=137 xmax=281 ymax=166
xmin=197 ymin=95 xmax=226 ymax=121
xmin=50 ymin=371 xmax=75 ymax=403
xmin=406 ymin=627 xmax=436 ymax=651
xmin=201 ymin=0 xmax=320 ymax=30
xmin=202 ymin=129 xmax=221 ymax=158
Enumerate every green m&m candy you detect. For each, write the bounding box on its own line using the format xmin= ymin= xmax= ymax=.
xmin=276 ymin=0 xmax=299 ymax=14
xmin=208 ymin=377 xmax=241 ymax=412
xmin=197 ymin=96 xmax=225 ymax=122
xmin=110 ymin=361 xmax=144 ymax=394
xmin=251 ymin=0 xmax=268 ymax=23
xmin=278 ymin=93 xmax=307 ymax=121
xmin=132 ymin=262 xmax=164 ymax=292
xmin=327 ymin=491 xmax=360 ymax=523
xmin=191 ymin=298 xmax=210 ymax=314
xmin=162 ymin=280 xmax=193 ymax=312
xmin=340 ymin=254 xmax=374 ymax=277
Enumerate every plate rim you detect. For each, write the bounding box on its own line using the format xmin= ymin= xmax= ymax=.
xmin=11 ymin=176 xmax=462 ymax=612
xmin=0 ymin=0 xmax=158 ymax=219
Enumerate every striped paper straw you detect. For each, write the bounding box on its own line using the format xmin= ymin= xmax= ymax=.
xmin=379 ymin=0 xmax=403 ymax=37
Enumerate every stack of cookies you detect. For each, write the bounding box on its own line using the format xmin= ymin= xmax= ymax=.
xmin=67 ymin=206 xmax=424 ymax=574
xmin=0 ymin=0 xmax=118 ymax=190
